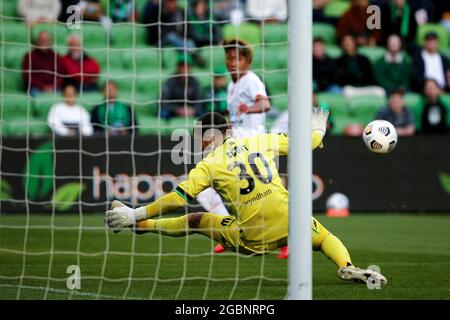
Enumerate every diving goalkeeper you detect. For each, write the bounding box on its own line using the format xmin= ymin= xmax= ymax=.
xmin=105 ymin=110 xmax=387 ymax=285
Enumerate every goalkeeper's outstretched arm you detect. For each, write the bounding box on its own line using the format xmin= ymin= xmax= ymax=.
xmin=105 ymin=191 xmax=187 ymax=232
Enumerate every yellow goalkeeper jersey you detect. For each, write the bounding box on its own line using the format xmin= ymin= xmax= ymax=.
xmin=176 ymin=133 xmax=289 ymax=244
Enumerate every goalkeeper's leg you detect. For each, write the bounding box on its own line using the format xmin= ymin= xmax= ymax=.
xmin=312 ymin=217 xmax=387 ymax=285
xmin=196 ymin=188 xmax=229 ymax=253
xmin=134 ymin=212 xmax=227 ymax=243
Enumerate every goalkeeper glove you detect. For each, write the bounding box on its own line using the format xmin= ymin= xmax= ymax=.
xmin=311 ymin=107 xmax=329 ymax=149
xmin=105 ymin=200 xmax=148 ymax=233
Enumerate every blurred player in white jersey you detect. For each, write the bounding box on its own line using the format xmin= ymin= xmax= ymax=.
xmin=196 ymin=38 xmax=271 ymax=253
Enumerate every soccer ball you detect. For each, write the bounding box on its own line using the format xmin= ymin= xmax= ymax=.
xmin=362 ymin=120 xmax=398 ymax=154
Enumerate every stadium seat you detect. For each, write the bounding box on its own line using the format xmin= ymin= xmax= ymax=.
xmin=78 ymin=92 xmax=105 ymax=111
xmin=317 ymin=93 xmax=349 ymax=116
xmin=162 ymin=48 xmax=180 ymax=70
xmin=4 ymin=43 xmax=32 ymax=69
xmin=1 ymin=94 xmax=33 ymax=120
xmin=325 ymin=45 xmax=343 ymax=59
xmin=270 ymin=94 xmax=288 ymax=112
xmin=223 ymin=23 xmax=261 ymax=45
xmin=262 ymin=43 xmax=288 ymax=70
xmin=0 ymin=1 xmax=17 ymax=18
xmin=348 ymin=95 xmax=387 ymax=124
xmin=1 ymin=22 xmax=30 ymax=44
xmin=77 ymin=23 xmax=109 ymax=49
xmin=358 ymin=46 xmax=387 ymax=64
xmin=416 ymin=23 xmax=449 ymax=49
xmin=441 ymin=94 xmax=450 ymax=127
xmin=111 ymin=24 xmax=147 ymax=48
xmin=123 ymin=47 xmax=162 ymax=72
xmin=262 ymin=23 xmax=287 ymax=44
xmin=199 ymin=46 xmax=226 ymax=71
xmin=261 ymin=70 xmax=287 ymax=96
xmin=313 ymin=23 xmax=336 ymax=45
xmin=331 ymin=114 xmax=359 ymax=135
xmin=32 ymin=93 xmax=62 ymax=120
xmin=0 ymin=70 xmax=23 ymax=93
xmin=138 ymin=114 xmax=170 ymax=135
xmin=324 ymin=0 xmax=351 ymax=18
xmin=168 ymin=117 xmax=196 ymax=132
xmin=86 ymin=48 xmax=126 ymax=71
xmin=3 ymin=117 xmax=50 ymax=137
xmin=442 ymin=48 xmax=450 ymax=60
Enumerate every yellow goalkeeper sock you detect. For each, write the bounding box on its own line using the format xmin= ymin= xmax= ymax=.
xmin=311 ymin=217 xmax=353 ymax=268
xmin=135 ymin=216 xmax=190 ymax=237
xmin=135 ymin=213 xmax=223 ymax=240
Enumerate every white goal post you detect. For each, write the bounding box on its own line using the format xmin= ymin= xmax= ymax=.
xmin=288 ymin=0 xmax=313 ymax=300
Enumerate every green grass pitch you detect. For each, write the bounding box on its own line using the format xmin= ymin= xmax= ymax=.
xmin=1 ymin=213 xmax=450 ymax=300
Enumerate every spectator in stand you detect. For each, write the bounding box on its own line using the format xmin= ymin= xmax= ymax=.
xmin=337 ymin=35 xmax=374 ymax=87
xmin=313 ymin=37 xmax=340 ymax=93
xmin=246 ymin=0 xmax=287 ymax=22
xmin=411 ymin=32 xmax=450 ymax=93
xmin=379 ymin=0 xmax=418 ymax=53
xmin=22 ymin=30 xmax=65 ymax=97
xmin=188 ymin=0 xmax=222 ymax=48
xmin=418 ymin=79 xmax=449 ymax=134
xmin=212 ymin=0 xmax=245 ymax=23
xmin=313 ymin=0 xmax=337 ymax=25
xmin=336 ymin=0 xmax=382 ymax=46
xmin=160 ymin=54 xmax=204 ymax=120
xmin=204 ymin=66 xmax=228 ymax=115
xmin=375 ymin=34 xmax=411 ymax=94
xmin=376 ymin=88 xmax=415 ymax=136
xmin=142 ymin=0 xmax=203 ymax=66
xmin=338 ymin=35 xmax=385 ymax=97
xmin=110 ymin=0 xmax=136 ymax=23
xmin=62 ymin=34 xmax=101 ymax=92
xmin=91 ymin=81 xmax=137 ymax=135
xmin=17 ymin=0 xmax=61 ymax=26
xmin=47 ymin=84 xmax=93 ymax=137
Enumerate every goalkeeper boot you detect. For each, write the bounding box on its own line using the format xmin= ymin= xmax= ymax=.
xmin=276 ymin=245 xmax=289 ymax=259
xmin=337 ymin=266 xmax=387 ymax=286
xmin=214 ymin=243 xmax=225 ymax=253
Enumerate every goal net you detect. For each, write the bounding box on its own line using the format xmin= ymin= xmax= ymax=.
xmin=0 ymin=0 xmax=290 ymax=300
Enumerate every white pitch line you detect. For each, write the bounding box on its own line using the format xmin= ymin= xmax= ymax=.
xmin=0 ymin=283 xmax=146 ymax=300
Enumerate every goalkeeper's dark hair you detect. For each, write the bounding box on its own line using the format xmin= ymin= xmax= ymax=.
xmin=223 ymin=38 xmax=253 ymax=65
xmin=194 ymin=112 xmax=229 ymax=137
